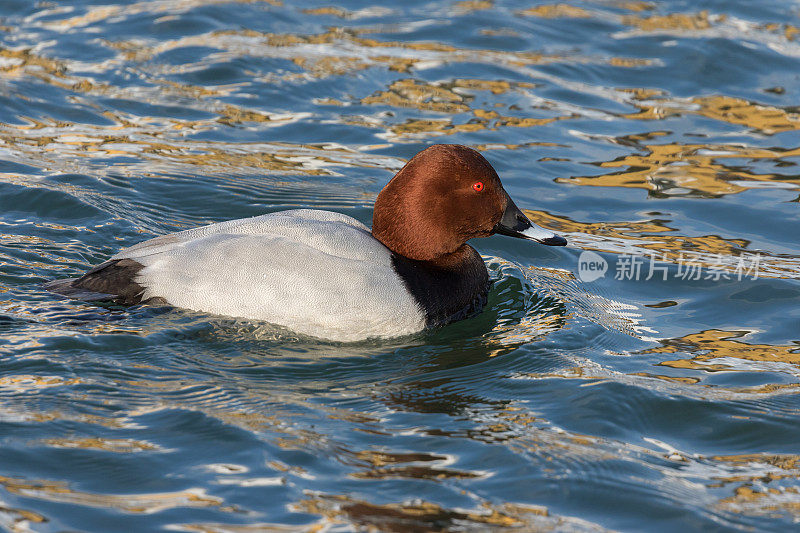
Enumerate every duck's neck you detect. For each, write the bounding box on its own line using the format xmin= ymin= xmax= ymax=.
xmin=390 ymin=244 xmax=490 ymax=328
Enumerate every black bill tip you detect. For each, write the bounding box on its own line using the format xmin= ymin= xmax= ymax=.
xmin=539 ymin=235 xmax=567 ymax=246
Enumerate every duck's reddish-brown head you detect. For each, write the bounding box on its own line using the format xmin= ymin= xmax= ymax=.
xmin=372 ymin=144 xmax=565 ymax=261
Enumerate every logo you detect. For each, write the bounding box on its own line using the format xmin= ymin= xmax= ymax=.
xmin=577 ymin=250 xmax=608 ymax=282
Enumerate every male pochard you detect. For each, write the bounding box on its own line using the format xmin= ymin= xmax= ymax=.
xmin=47 ymin=144 xmax=566 ymax=341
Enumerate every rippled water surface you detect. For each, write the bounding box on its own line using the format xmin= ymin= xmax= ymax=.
xmin=1 ymin=0 xmax=800 ymax=530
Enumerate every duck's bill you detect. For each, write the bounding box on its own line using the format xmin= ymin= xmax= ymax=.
xmin=494 ymin=193 xmax=567 ymax=246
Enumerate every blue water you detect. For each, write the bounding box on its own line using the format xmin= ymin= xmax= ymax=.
xmin=1 ymin=1 xmax=800 ymax=531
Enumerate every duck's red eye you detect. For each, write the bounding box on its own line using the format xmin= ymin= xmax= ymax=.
xmin=472 ymin=181 xmax=484 ymax=192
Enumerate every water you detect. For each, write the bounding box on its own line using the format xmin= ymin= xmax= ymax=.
xmin=1 ymin=0 xmax=799 ymax=530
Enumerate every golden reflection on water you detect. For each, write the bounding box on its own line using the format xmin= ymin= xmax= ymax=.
xmin=558 ymin=141 xmax=800 ymax=197
xmin=3 ymin=8 xmax=796 ymax=170
xmin=453 ymin=1 xmax=494 ymax=14
xmin=624 ymin=95 xmax=800 ymax=135
xmin=627 ymin=372 xmax=700 ymax=385
xmin=712 ymin=453 xmax=800 ymax=479
xmin=0 ymin=475 xmax=228 ymax=514
xmin=347 ymin=451 xmax=481 ymax=484
xmin=42 ymin=437 xmax=159 ymax=452
xmin=301 ymin=6 xmax=351 ymax=18
xmin=0 ymin=503 xmax=47 ymax=533
xmin=718 ymin=481 xmax=800 ymax=521
xmin=622 ymin=10 xmax=715 ymax=31
xmin=0 ymin=375 xmax=81 ymax=391
xmin=643 ymin=329 xmax=800 ymax=371
xmin=362 ymin=79 xmax=470 ymax=113
xmin=6 ymin=363 xmax=624 ymax=530
xmin=291 ymin=493 xmax=598 ymax=532
xmin=359 ymin=78 xmax=537 ymax=114
xmin=1 ymin=119 xmax=402 ymax=179
xmin=0 ymin=21 xmax=640 ymax=121
xmin=616 ymin=2 xmax=655 ymax=12
xmin=38 ymin=0 xmax=283 ymax=33
xmin=519 ymin=4 xmax=592 ymax=19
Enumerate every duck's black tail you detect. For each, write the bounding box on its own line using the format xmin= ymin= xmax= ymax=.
xmin=44 ymin=277 xmax=109 ymax=301
xmin=44 ymin=259 xmax=152 ymax=305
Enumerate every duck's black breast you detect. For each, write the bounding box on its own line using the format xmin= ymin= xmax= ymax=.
xmin=391 ymin=244 xmax=490 ymax=328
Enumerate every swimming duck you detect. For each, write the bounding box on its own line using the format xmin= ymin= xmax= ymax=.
xmin=47 ymin=144 xmax=566 ymax=341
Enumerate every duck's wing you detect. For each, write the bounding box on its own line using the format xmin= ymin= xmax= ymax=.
xmin=48 ymin=210 xmax=425 ymax=340
xmin=48 ymin=209 xmax=374 ymax=303
xmin=113 ymin=209 xmax=372 ymax=261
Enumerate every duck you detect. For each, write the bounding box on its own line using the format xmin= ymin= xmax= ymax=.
xmin=46 ymin=144 xmax=566 ymax=342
